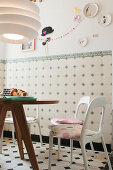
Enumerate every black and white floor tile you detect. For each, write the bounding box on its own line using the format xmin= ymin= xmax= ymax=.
xmin=0 ymin=138 xmax=108 ymax=169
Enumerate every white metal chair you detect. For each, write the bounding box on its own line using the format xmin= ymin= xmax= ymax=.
xmin=48 ymin=96 xmax=112 ymax=170
xmin=51 ymin=96 xmax=93 ymax=162
xmin=4 ymin=105 xmax=42 ymax=145
xmin=51 ymin=96 xmax=90 ymax=125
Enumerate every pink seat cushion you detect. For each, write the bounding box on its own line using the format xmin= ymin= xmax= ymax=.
xmin=49 ymin=124 xmax=96 ymax=139
xmin=51 ymin=118 xmax=83 ymax=125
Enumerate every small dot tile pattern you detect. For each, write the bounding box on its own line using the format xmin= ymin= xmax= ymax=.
xmin=1 ymin=53 xmax=112 ymax=144
xmin=0 ymin=137 xmax=108 ymax=170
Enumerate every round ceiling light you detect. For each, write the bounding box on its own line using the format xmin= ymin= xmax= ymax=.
xmin=0 ymin=0 xmax=41 ymax=44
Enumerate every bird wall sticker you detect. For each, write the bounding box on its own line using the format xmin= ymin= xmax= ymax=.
xmin=74 ymin=8 xmax=80 ymax=15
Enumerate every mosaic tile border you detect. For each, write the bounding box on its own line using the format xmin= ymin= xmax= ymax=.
xmin=3 ymin=50 xmax=112 ymax=63
xmin=0 ymin=59 xmax=6 ymax=64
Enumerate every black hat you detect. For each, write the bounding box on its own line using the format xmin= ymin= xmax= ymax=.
xmin=41 ymin=26 xmax=54 ymax=36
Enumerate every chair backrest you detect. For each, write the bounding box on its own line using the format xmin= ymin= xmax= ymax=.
xmin=74 ymin=96 xmax=90 ymax=119
xmin=81 ymin=96 xmax=106 ymax=137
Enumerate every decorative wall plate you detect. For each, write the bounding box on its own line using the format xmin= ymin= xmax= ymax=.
xmin=83 ymin=3 xmax=99 ymax=18
xmin=98 ymin=14 xmax=112 ymax=26
xmin=78 ymin=38 xmax=88 ymax=47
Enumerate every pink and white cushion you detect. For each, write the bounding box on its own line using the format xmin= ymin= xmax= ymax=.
xmin=49 ymin=124 xmax=96 ymax=139
xmin=51 ymin=118 xmax=83 ymax=125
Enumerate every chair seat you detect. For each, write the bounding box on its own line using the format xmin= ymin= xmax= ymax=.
xmin=51 ymin=118 xmax=83 ymax=125
xmin=49 ymin=124 xmax=96 ymax=139
xmin=5 ymin=117 xmax=13 ymax=124
xmin=26 ymin=117 xmax=37 ymax=123
xmin=5 ymin=117 xmax=37 ymax=124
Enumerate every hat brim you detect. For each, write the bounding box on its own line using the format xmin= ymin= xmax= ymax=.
xmin=41 ymin=29 xmax=54 ymax=36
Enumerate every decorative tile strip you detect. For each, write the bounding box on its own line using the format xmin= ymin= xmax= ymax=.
xmin=0 ymin=59 xmax=6 ymax=64
xmin=2 ymin=50 xmax=112 ymax=63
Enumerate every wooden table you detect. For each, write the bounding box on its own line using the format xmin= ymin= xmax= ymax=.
xmin=0 ymin=100 xmax=59 ymax=170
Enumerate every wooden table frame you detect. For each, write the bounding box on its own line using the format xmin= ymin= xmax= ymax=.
xmin=0 ymin=100 xmax=59 ymax=170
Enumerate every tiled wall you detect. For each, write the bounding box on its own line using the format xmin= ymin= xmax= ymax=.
xmin=0 ymin=61 xmax=5 ymax=92
xmin=2 ymin=50 xmax=112 ymax=144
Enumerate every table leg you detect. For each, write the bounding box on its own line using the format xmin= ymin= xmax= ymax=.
xmin=12 ymin=111 xmax=24 ymax=160
xmin=0 ymin=105 xmax=7 ymax=137
xmin=13 ymin=104 xmax=39 ymax=170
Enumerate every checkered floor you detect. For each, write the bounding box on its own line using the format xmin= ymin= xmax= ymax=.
xmin=0 ymin=138 xmax=108 ymax=170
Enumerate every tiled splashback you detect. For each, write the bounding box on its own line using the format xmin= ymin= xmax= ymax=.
xmin=2 ymin=50 xmax=112 ymax=144
xmin=0 ymin=62 xmax=5 ymax=91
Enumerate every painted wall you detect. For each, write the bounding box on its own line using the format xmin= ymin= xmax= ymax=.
xmin=4 ymin=0 xmax=113 ymax=59
xmin=0 ymin=42 xmax=6 ymax=91
xmin=0 ymin=42 xmax=7 ymax=59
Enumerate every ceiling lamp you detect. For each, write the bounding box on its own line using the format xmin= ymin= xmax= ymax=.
xmin=0 ymin=0 xmax=41 ymax=44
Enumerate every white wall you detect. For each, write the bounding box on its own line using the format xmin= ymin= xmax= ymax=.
xmin=0 ymin=42 xmax=7 ymax=59
xmin=4 ymin=0 xmax=113 ymax=59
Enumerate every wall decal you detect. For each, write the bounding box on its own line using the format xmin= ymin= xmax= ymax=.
xmin=42 ymin=37 xmax=51 ymax=46
xmin=93 ymin=34 xmax=99 ymax=38
xmin=41 ymin=26 xmax=54 ymax=36
xmin=74 ymin=8 xmax=80 ymax=15
xmin=73 ymin=14 xmax=81 ymax=22
xmin=38 ymin=19 xmax=83 ymax=42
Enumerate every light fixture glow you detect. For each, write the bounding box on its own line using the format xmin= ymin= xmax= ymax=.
xmin=3 ymin=34 xmax=24 ymax=40
xmin=0 ymin=0 xmax=41 ymax=44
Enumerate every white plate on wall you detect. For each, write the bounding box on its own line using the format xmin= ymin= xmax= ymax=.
xmin=83 ymin=3 xmax=99 ymax=18
xmin=78 ymin=38 xmax=88 ymax=47
xmin=98 ymin=14 xmax=112 ymax=26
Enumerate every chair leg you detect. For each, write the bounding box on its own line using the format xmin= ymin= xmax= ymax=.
xmin=70 ymin=139 xmax=73 ymax=164
xmin=37 ymin=120 xmax=43 ymax=146
xmin=12 ymin=124 xmax=15 ymax=142
xmin=48 ymin=131 xmax=53 ymax=170
xmin=101 ymin=136 xmax=112 ymax=170
xmin=0 ymin=131 xmax=3 ymax=153
xmin=80 ymin=142 xmax=89 ymax=170
xmin=90 ymin=142 xmax=96 ymax=158
xmin=22 ymin=123 xmax=31 ymax=153
xmin=58 ymin=138 xmax=61 ymax=159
